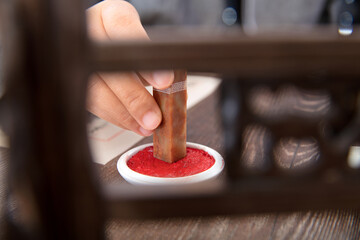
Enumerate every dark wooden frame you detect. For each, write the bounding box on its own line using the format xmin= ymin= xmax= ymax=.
xmin=1 ymin=0 xmax=360 ymax=239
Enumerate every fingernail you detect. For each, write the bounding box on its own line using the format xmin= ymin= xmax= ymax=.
xmin=139 ymin=127 xmax=153 ymax=136
xmin=142 ymin=111 xmax=160 ymax=130
xmin=139 ymin=72 xmax=153 ymax=82
xmin=153 ymin=71 xmax=174 ymax=89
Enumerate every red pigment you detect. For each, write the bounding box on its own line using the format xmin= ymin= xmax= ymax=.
xmin=127 ymin=146 xmax=215 ymax=178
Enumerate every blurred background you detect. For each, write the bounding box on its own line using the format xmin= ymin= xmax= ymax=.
xmin=85 ymin=0 xmax=358 ymax=33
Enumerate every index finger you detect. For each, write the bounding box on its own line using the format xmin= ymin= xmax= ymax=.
xmin=100 ymin=1 xmax=174 ymax=88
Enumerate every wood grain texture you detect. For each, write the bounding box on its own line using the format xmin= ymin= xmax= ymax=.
xmin=105 ymin=209 xmax=360 ymax=240
xmin=241 ymin=125 xmax=272 ymax=172
xmin=101 ymin=90 xmax=360 ymax=240
xmin=274 ymin=138 xmax=320 ymax=172
xmin=243 ymin=86 xmax=327 ymax=174
xmin=0 ymin=147 xmax=9 ymax=239
xmin=249 ymin=86 xmax=330 ymax=120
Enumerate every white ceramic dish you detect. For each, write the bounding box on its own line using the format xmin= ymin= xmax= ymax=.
xmin=117 ymin=142 xmax=225 ymax=186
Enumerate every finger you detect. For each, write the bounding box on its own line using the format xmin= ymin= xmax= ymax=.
xmin=86 ymin=1 xmax=108 ymax=41
xmin=100 ymin=1 xmax=175 ymax=89
xmin=88 ymin=2 xmax=174 ymax=88
xmin=87 ymin=0 xmax=147 ymax=40
xmin=101 ymin=0 xmax=149 ymax=40
xmin=100 ymin=72 xmax=162 ymax=131
xmin=87 ymin=74 xmax=153 ymax=136
xmin=138 ymin=71 xmax=174 ymax=89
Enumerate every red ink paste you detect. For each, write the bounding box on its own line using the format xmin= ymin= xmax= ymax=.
xmin=127 ymin=146 xmax=215 ymax=178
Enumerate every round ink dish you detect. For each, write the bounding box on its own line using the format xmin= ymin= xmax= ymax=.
xmin=117 ymin=142 xmax=224 ymax=185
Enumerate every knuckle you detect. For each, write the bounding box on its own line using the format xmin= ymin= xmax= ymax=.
xmin=122 ymin=90 xmax=146 ymax=111
xmin=117 ymin=110 xmax=134 ymax=126
xmin=116 ymin=1 xmax=139 ymax=16
xmin=115 ymin=109 xmax=140 ymax=131
xmin=102 ymin=1 xmax=139 ymax=25
xmin=87 ymin=75 xmax=100 ymax=90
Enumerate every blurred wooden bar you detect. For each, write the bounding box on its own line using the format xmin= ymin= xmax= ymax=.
xmin=103 ymin=178 xmax=360 ymax=219
xmin=92 ymin=27 xmax=360 ymax=79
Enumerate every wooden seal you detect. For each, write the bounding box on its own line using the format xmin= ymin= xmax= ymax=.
xmin=153 ymin=70 xmax=187 ymax=163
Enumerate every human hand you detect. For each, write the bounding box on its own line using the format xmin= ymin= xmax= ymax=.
xmin=86 ymin=0 xmax=174 ymax=136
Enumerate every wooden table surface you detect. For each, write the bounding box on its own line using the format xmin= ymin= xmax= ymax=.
xmin=1 ymin=89 xmax=360 ymax=239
